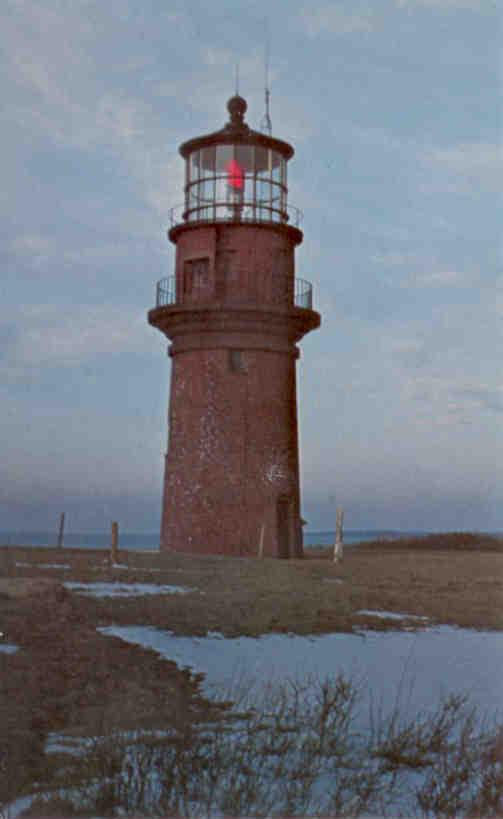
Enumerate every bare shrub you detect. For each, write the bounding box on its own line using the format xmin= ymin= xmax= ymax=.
xmin=21 ymin=674 xmax=503 ymax=818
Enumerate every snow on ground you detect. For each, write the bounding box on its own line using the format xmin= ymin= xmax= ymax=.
xmin=0 ymin=643 xmax=19 ymax=654
xmin=64 ymin=582 xmax=196 ymax=598
xmin=46 ymin=729 xmax=172 ymax=756
xmin=356 ymin=609 xmax=429 ymax=621
xmin=15 ymin=562 xmax=70 ymax=569
xmin=98 ymin=625 xmax=503 ymax=721
xmin=4 ymin=794 xmax=36 ymax=818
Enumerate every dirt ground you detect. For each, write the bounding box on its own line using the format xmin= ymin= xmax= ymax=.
xmin=1 ymin=534 xmax=502 ymax=812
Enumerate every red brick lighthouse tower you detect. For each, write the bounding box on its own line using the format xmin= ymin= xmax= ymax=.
xmin=148 ymin=95 xmax=320 ymax=558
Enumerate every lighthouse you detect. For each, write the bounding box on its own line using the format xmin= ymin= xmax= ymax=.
xmin=148 ymin=95 xmax=320 ymax=558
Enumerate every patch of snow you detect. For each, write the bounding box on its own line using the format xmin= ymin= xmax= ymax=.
xmin=356 ymin=609 xmax=429 ymax=621
xmin=46 ymin=728 xmax=172 ymax=756
xmin=4 ymin=794 xmax=35 ymax=818
xmin=40 ymin=563 xmax=70 ymax=569
xmin=111 ymin=564 xmax=161 ymax=572
xmin=45 ymin=735 xmax=96 ymax=755
xmin=0 ymin=643 xmax=19 ymax=654
xmin=14 ymin=561 xmax=70 ymax=569
xmin=97 ymin=625 xmax=503 ymax=722
xmin=64 ymin=582 xmax=195 ymax=598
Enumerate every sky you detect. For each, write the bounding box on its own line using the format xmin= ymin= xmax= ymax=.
xmin=1 ymin=0 xmax=501 ymax=534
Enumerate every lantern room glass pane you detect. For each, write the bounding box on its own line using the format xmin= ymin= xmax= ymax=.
xmin=271 ymin=151 xmax=281 ymax=183
xmin=189 ymin=185 xmax=198 ymax=207
xmin=201 ymin=177 xmax=214 ymax=203
xmin=216 ymin=144 xmax=233 ymax=173
xmin=255 ymin=145 xmax=269 ymax=178
xmin=215 ymin=176 xmax=227 ymax=205
xmin=189 ymin=150 xmax=199 ymax=183
xmin=235 ymin=144 xmax=253 ymax=174
xmin=200 ymin=146 xmax=215 ymax=178
xmin=256 ymin=177 xmax=270 ymax=204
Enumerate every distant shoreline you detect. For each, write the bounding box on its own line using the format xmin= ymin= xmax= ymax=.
xmin=0 ymin=529 xmax=427 ymax=551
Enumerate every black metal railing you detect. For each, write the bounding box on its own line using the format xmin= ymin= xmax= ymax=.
xmin=294 ymin=278 xmax=313 ymax=310
xmin=154 ymin=275 xmax=313 ymax=310
xmin=156 ymin=276 xmax=176 ymax=306
xmin=168 ymin=202 xmax=303 ymax=230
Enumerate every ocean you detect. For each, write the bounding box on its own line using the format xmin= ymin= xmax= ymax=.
xmin=0 ymin=529 xmax=425 ymax=550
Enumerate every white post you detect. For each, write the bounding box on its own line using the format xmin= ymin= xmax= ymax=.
xmin=258 ymin=523 xmax=265 ymax=558
xmin=333 ymin=507 xmax=344 ymax=562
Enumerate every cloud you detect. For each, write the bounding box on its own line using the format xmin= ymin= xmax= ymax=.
xmin=0 ymin=304 xmax=158 ymax=376
xmin=403 ymin=375 xmax=503 ymax=426
xmin=372 ymin=253 xmax=471 ymax=289
xmin=411 ymin=270 xmax=468 ymax=287
xmin=1 ymin=1 xmax=186 ymax=222
xmin=10 ymin=234 xmax=129 ymax=266
xmin=402 ymin=268 xmax=471 ymax=289
xmin=0 ymin=390 xmax=165 ymax=500
xmin=391 ymin=339 xmax=433 ymax=369
xmin=299 ymin=5 xmax=376 ymax=36
xmin=396 ymin=0 xmax=495 ymax=8
xmin=10 ymin=235 xmax=54 ymax=257
xmin=372 ymin=252 xmax=420 ymax=267
xmin=423 ymin=142 xmax=502 ymax=192
xmin=454 ymin=385 xmax=503 ymax=414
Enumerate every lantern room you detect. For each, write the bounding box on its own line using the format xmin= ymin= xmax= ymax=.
xmin=177 ymin=95 xmax=297 ymax=226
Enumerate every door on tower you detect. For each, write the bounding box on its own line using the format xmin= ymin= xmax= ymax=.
xmin=277 ymin=496 xmax=291 ymax=559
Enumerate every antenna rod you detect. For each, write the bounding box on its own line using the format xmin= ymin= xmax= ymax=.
xmin=260 ymin=20 xmax=272 ymax=135
xmin=235 ymin=62 xmax=240 ymax=95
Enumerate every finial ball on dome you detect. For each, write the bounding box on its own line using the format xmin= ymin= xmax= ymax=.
xmin=227 ymin=95 xmax=247 ymax=124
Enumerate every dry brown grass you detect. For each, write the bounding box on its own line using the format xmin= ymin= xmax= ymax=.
xmin=1 ymin=533 xmax=502 ymax=637
xmin=356 ymin=531 xmax=503 ymax=552
xmin=1 ymin=534 xmax=502 ymax=817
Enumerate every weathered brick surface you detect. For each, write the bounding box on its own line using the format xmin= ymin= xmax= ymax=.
xmin=175 ymin=224 xmax=296 ymax=307
xmin=161 ymin=347 xmax=300 ymax=556
xmin=150 ymin=222 xmax=320 ymax=558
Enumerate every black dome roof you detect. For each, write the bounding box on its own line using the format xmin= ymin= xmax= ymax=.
xmin=179 ymin=95 xmax=294 ymax=160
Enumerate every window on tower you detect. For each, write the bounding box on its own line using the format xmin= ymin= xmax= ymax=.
xmin=184 ymin=257 xmax=210 ymax=300
xmin=229 ymin=349 xmax=246 ymax=373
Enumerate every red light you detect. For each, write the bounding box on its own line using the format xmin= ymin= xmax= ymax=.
xmin=226 ymin=158 xmax=244 ymax=190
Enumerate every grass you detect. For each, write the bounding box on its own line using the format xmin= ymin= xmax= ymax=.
xmin=355 ymin=531 xmax=503 ymax=553
xmin=2 ymin=532 xmax=502 ymax=636
xmin=0 ymin=532 xmax=502 ymax=816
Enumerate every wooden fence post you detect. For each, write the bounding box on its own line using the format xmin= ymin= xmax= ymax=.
xmin=111 ymin=521 xmax=119 ymax=564
xmin=258 ymin=523 xmax=265 ymax=559
xmin=57 ymin=512 xmax=65 ymax=549
xmin=333 ymin=507 xmax=344 ymax=563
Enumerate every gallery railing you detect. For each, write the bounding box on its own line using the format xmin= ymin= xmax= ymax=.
xmin=155 ymin=275 xmax=313 ymax=310
xmin=168 ymin=202 xmax=303 ymax=230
